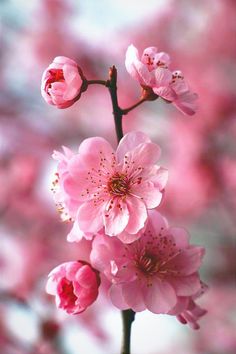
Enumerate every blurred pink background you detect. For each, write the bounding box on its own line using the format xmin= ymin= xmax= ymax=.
xmin=0 ymin=0 xmax=235 ymax=353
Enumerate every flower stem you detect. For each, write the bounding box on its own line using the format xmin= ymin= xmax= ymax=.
xmin=106 ymin=66 xmax=136 ymax=353
xmin=87 ymin=79 xmax=108 ymax=86
xmin=121 ymin=310 xmax=136 ymax=354
xmin=122 ymin=98 xmax=147 ymax=115
xmin=107 ymin=66 xmax=124 ymax=143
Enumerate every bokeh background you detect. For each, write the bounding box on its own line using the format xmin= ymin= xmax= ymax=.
xmin=0 ymin=0 xmax=236 ymax=353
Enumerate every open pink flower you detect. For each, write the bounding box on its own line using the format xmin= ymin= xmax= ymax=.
xmin=53 ymin=131 xmax=168 ymax=243
xmin=125 ymin=44 xmax=171 ymax=89
xmin=41 ymin=56 xmax=84 ymax=109
xmin=46 ymin=261 xmax=100 ymax=314
xmin=91 ymin=210 xmax=205 ymax=318
xmin=125 ymin=45 xmax=198 ymax=115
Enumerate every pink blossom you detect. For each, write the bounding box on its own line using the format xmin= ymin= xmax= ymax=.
xmin=53 ymin=131 xmax=168 ymax=243
xmin=91 ymin=210 xmax=205 ymax=318
xmin=41 ymin=56 xmax=84 ymax=109
xmin=125 ymin=45 xmax=197 ymax=115
xmin=46 ymin=261 xmax=100 ymax=314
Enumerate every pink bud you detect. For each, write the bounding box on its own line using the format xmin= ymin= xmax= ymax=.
xmin=41 ymin=56 xmax=85 ymax=109
xmin=46 ymin=261 xmax=100 ymax=314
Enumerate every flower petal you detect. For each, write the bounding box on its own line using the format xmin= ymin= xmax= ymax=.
xmin=78 ymin=136 xmax=114 ymax=157
xmin=154 ymin=67 xmax=172 ymax=87
xmin=116 ymin=131 xmax=151 ymax=162
xmin=77 ymin=201 xmax=104 ymax=233
xmin=170 ymin=227 xmax=190 ymax=249
xmin=130 ymin=181 xmax=163 ymax=208
xmin=122 ymin=280 xmax=146 ymax=312
xmin=124 ymin=196 xmax=147 ymax=234
xmin=109 ymin=284 xmax=129 ymax=310
xmin=168 ymin=273 xmax=202 ymax=296
xmin=103 ymin=199 xmax=129 ymax=236
xmin=143 ymin=278 xmax=177 ymax=314
xmin=173 ymin=92 xmax=198 ymax=116
xmin=165 ymin=247 xmax=205 ymax=276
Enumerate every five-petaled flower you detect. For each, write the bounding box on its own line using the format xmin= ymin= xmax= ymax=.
xmin=125 ymin=45 xmax=198 ymax=116
xmin=90 ymin=210 xmax=205 ymax=325
xmin=41 ymin=56 xmax=85 ymax=109
xmin=46 ymin=261 xmax=100 ymax=314
xmin=52 ymin=131 xmax=168 ymax=243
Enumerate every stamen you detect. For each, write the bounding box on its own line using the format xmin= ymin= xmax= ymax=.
xmin=107 ymin=173 xmax=130 ymax=197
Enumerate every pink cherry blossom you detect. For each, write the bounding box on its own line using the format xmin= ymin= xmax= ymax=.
xmin=53 ymin=131 xmax=168 ymax=243
xmin=90 ymin=210 xmax=205 ymax=319
xmin=46 ymin=261 xmax=100 ymax=314
xmin=41 ymin=56 xmax=84 ymax=109
xmin=125 ymin=44 xmax=198 ymax=115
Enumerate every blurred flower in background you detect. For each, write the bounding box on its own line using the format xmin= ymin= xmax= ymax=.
xmin=0 ymin=0 xmax=235 ymax=353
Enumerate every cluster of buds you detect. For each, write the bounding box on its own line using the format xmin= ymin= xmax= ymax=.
xmin=42 ymin=45 xmax=206 ymax=331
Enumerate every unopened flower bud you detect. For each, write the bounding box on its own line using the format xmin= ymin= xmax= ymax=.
xmin=41 ymin=56 xmax=86 ymax=109
xmin=46 ymin=261 xmax=100 ymax=314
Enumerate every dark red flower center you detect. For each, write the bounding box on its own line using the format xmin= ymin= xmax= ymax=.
xmin=136 ymin=253 xmax=159 ymax=276
xmin=60 ymin=277 xmax=77 ymax=306
xmin=46 ymin=69 xmax=65 ymax=92
xmin=107 ymin=173 xmax=130 ymax=197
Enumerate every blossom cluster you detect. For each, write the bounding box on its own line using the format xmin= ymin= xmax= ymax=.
xmin=43 ymin=46 xmax=206 ymax=329
xmin=47 ymin=132 xmax=206 ymax=328
xmin=125 ymin=45 xmax=198 ymax=115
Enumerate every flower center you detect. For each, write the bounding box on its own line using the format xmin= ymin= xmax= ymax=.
xmin=107 ymin=173 xmax=130 ymax=197
xmin=136 ymin=254 xmax=159 ymax=276
xmin=60 ymin=278 xmax=77 ymax=306
xmin=47 ymin=69 xmax=65 ymax=92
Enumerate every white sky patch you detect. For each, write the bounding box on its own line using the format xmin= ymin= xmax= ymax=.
xmin=71 ymin=0 xmax=168 ymax=43
xmin=5 ymin=303 xmax=40 ymax=344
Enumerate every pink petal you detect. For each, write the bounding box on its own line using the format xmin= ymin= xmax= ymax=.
xmin=169 ymin=227 xmax=190 ymax=248
xmin=154 ymin=67 xmax=172 ymax=87
xmin=125 ymin=45 xmax=152 ymax=86
xmin=141 ymin=47 xmax=157 ymax=63
xmin=143 ymin=278 xmax=177 ymax=314
xmin=168 ymin=297 xmax=189 ymax=315
xmin=116 ymin=131 xmax=151 ymax=162
xmin=117 ymin=227 xmax=144 ymax=244
xmin=173 ymin=92 xmax=198 ymax=116
xmin=67 ymin=221 xmax=94 ymax=242
xmin=128 ymin=142 xmax=161 ymax=168
xmin=77 ymin=201 xmax=104 ymax=233
xmin=165 ymin=247 xmax=205 ymax=276
xmin=132 ymin=60 xmax=153 ymax=86
xmin=109 ymin=284 xmax=129 ymax=310
xmin=151 ymin=166 xmax=168 ymax=190
xmin=103 ymin=199 xmax=129 ymax=236
xmin=130 ymin=181 xmax=163 ymax=209
xmin=153 ymin=86 xmax=177 ymax=101
xmin=63 ymin=65 xmax=82 ymax=100
xmin=125 ymin=44 xmax=140 ymax=76
xmin=122 ymin=280 xmax=146 ymax=312
xmin=167 ymin=274 xmax=201 ymax=296
xmin=76 ymin=265 xmax=97 ymax=288
xmin=78 ymin=136 xmax=114 ymax=157
xmin=91 ymin=234 xmax=123 ymax=274
xmin=63 ymin=174 xmax=84 ymax=200
xmin=147 ymin=210 xmax=169 ymax=235
xmin=154 ymin=52 xmax=171 ymax=66
xmin=53 ymin=56 xmax=77 ymax=67
xmin=124 ymin=196 xmax=147 ymax=234
xmin=171 ymin=78 xmax=189 ymax=95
